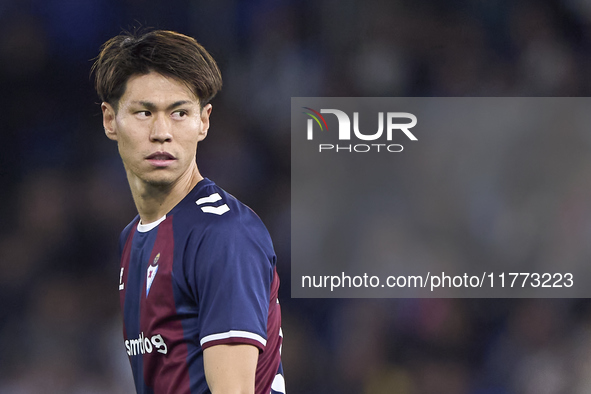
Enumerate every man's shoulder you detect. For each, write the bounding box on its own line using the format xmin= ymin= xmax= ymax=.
xmin=174 ymin=179 xmax=275 ymax=263
xmin=191 ymin=180 xmax=242 ymax=218
xmin=176 ymin=178 xmax=265 ymax=230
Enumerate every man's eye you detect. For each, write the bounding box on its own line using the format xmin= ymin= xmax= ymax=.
xmin=172 ymin=110 xmax=187 ymax=119
xmin=136 ymin=111 xmax=151 ymax=117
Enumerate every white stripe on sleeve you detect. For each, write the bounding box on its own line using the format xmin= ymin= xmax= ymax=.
xmin=200 ymin=330 xmax=267 ymax=347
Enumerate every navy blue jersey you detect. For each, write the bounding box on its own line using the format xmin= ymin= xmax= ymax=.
xmin=118 ymin=178 xmax=285 ymax=394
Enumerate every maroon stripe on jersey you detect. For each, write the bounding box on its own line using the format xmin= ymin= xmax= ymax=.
xmin=139 ymin=216 xmax=192 ymax=394
xmin=255 ymin=267 xmax=283 ymax=394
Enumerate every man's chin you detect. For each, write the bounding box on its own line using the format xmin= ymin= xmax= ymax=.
xmin=142 ymin=175 xmax=175 ymax=189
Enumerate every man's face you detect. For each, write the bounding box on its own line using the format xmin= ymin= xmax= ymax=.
xmin=101 ymin=72 xmax=211 ymax=188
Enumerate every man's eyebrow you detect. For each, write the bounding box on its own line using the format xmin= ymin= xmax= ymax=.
xmin=133 ymin=100 xmax=196 ymax=111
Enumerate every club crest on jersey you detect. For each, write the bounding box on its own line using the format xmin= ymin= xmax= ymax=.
xmin=146 ymin=253 xmax=160 ymax=297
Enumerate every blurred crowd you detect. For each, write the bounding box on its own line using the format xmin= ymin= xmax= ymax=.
xmin=2 ymin=0 xmax=591 ymax=393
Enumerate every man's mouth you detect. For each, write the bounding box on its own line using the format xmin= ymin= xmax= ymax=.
xmin=146 ymin=152 xmax=176 ymax=166
xmin=147 ymin=152 xmax=175 ymax=160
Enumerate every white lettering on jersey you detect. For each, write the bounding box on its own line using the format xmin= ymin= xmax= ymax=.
xmin=271 ymin=374 xmax=286 ymax=394
xmin=196 ymin=193 xmax=230 ymax=215
xmin=119 ymin=267 xmax=125 ymax=291
xmin=125 ymin=332 xmax=168 ymax=356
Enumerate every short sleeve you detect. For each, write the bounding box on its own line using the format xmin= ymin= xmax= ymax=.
xmin=190 ymin=214 xmax=274 ymax=352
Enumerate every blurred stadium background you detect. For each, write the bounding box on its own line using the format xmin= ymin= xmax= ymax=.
xmin=2 ymin=0 xmax=591 ymax=393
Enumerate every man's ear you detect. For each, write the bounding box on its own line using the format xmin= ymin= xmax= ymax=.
xmin=102 ymin=102 xmax=118 ymax=141
xmin=198 ymin=103 xmax=213 ymax=141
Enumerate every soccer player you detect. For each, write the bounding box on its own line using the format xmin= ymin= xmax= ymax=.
xmin=92 ymin=30 xmax=285 ymax=394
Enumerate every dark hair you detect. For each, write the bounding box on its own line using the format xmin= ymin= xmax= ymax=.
xmin=91 ymin=30 xmax=222 ymax=110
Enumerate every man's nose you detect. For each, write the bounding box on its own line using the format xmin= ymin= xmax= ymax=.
xmin=150 ymin=115 xmax=172 ymax=143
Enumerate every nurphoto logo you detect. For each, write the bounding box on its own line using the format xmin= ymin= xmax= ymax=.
xmin=302 ymin=107 xmax=417 ymax=153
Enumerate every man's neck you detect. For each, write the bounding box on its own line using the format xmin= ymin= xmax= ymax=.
xmin=128 ymin=168 xmax=203 ymax=225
